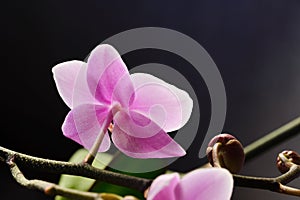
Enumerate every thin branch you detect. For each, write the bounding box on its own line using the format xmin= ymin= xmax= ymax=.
xmin=279 ymin=184 xmax=300 ymax=196
xmin=233 ymin=163 xmax=300 ymax=197
xmin=0 ymin=146 xmax=151 ymax=193
xmin=7 ymin=158 xmax=104 ymax=200
xmin=277 ymin=164 xmax=300 ymax=184
xmin=244 ymin=116 xmax=300 ymax=161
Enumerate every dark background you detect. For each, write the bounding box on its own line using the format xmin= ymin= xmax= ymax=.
xmin=1 ymin=1 xmax=300 ymax=199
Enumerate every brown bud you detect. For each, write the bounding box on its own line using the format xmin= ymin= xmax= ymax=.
xmin=277 ymin=150 xmax=300 ymax=173
xmin=206 ymin=133 xmax=245 ymax=173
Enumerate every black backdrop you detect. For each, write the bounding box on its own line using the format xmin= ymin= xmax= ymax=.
xmin=1 ymin=1 xmax=300 ymax=199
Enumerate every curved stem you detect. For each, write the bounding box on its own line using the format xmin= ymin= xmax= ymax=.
xmin=9 ymin=161 xmax=103 ymax=200
xmin=233 ymin=163 xmax=300 ymax=197
xmin=276 ymin=164 xmax=300 ymax=184
xmin=279 ymin=184 xmax=300 ymax=196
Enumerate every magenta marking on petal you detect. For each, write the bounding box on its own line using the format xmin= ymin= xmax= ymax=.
xmin=62 ymin=111 xmax=83 ymax=145
xmin=115 ymin=140 xmax=186 ymax=159
xmin=62 ymin=104 xmax=112 ymax=152
xmin=111 ymin=119 xmax=186 ymax=158
xmin=113 ymin=110 xmax=162 ymax=138
xmin=86 ymin=44 xmax=134 ymax=106
xmin=111 ymin=72 xmax=135 ymax=107
xmin=93 ymin=59 xmax=128 ymax=104
xmin=112 ymin=125 xmax=171 ymax=153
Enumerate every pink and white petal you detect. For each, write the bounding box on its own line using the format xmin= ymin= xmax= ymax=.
xmin=52 ymin=60 xmax=86 ymax=108
xmin=87 ymin=44 xmax=134 ymax=106
xmin=72 ymin=65 xmax=98 ymax=108
xmin=147 ymin=173 xmax=180 ymax=200
xmin=62 ymin=104 xmax=112 ymax=152
xmin=112 ymin=111 xmax=186 ymax=158
xmin=113 ymin=110 xmax=163 ymax=138
xmin=174 ymin=168 xmax=233 ymax=200
xmin=111 ymin=73 xmax=135 ymax=108
xmin=130 ymin=73 xmax=193 ymax=132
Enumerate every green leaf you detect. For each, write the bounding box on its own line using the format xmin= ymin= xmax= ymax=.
xmin=55 ymin=149 xmax=113 ymax=200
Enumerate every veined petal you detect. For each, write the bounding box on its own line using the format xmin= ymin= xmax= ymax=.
xmin=113 ymin=110 xmax=163 ymax=138
xmin=87 ymin=44 xmax=134 ymax=106
xmin=62 ymin=104 xmax=112 ymax=152
xmin=130 ymin=73 xmax=193 ymax=132
xmin=112 ymin=110 xmax=186 ymax=158
xmin=72 ymin=65 xmax=98 ymax=108
xmin=174 ymin=168 xmax=233 ymax=200
xmin=52 ymin=61 xmax=87 ymax=108
xmin=147 ymin=173 xmax=180 ymax=200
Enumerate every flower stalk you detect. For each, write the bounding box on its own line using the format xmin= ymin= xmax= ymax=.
xmin=83 ymin=114 xmax=113 ymax=165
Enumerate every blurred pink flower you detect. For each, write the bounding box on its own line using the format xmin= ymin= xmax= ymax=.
xmin=52 ymin=44 xmax=193 ymax=158
xmin=147 ymin=168 xmax=233 ymax=200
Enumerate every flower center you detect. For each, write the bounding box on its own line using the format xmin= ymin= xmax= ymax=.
xmin=111 ymin=102 xmax=122 ymax=116
xmin=109 ymin=102 xmax=122 ymax=133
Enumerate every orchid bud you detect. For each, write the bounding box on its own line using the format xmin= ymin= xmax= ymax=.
xmin=206 ymin=133 xmax=245 ymax=173
xmin=277 ymin=150 xmax=300 ymax=173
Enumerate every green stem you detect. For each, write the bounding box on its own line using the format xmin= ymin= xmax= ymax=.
xmin=244 ymin=116 xmax=300 ymax=161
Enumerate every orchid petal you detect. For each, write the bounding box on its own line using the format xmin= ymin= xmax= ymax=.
xmin=113 ymin=110 xmax=163 ymax=138
xmin=87 ymin=44 xmax=134 ymax=106
xmin=62 ymin=104 xmax=112 ymax=152
xmin=175 ymin=168 xmax=233 ymax=200
xmin=71 ymin=63 xmax=98 ymax=108
xmin=112 ymin=110 xmax=186 ymax=158
xmin=52 ymin=61 xmax=87 ymax=108
xmin=147 ymin=173 xmax=180 ymax=200
xmin=130 ymin=73 xmax=193 ymax=132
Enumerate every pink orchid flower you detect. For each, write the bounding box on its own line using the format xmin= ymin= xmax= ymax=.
xmin=147 ymin=168 xmax=233 ymax=200
xmin=52 ymin=44 xmax=193 ymax=158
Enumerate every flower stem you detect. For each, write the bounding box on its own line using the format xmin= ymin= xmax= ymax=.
xmin=233 ymin=163 xmax=300 ymax=197
xmin=83 ymin=130 xmax=106 ymax=165
xmin=83 ymin=113 xmax=112 ymax=165
xmin=244 ymin=116 xmax=300 ymax=161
